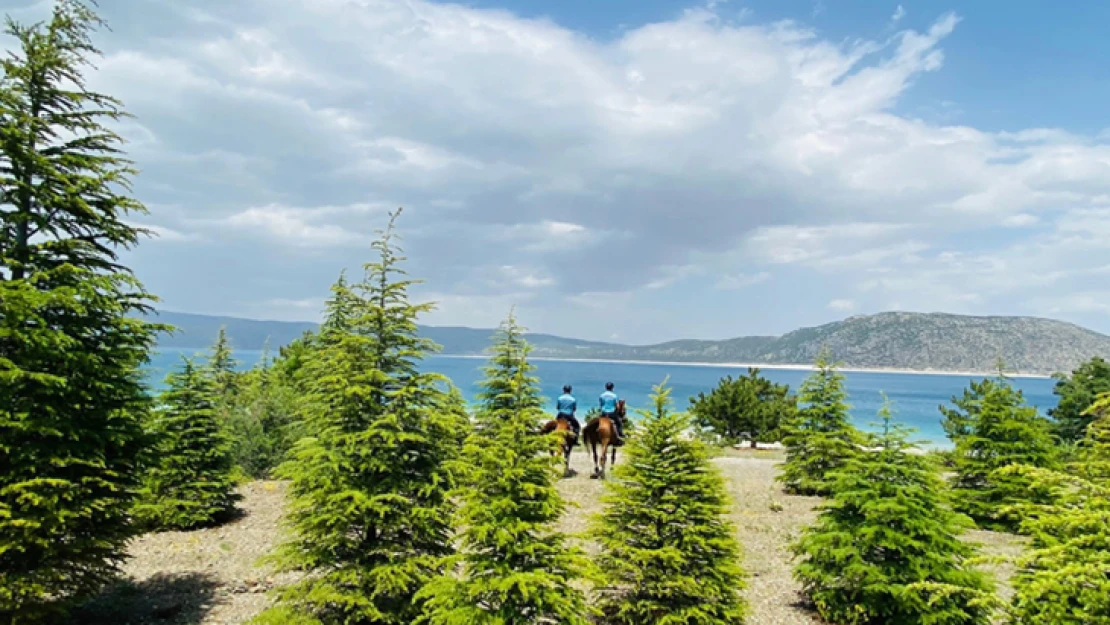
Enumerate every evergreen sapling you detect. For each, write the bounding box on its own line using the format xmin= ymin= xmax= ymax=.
xmin=594 ymin=379 xmax=748 ymax=625
xmin=1003 ymin=410 xmax=1110 ymax=624
xmin=134 ymin=359 xmax=239 ymax=530
xmin=792 ymin=395 xmax=996 ymax=625
xmin=778 ymin=348 xmax=861 ymax=496
xmin=418 ymin=313 xmax=594 ymax=625
xmin=947 ymin=374 xmax=1057 ymax=531
xmin=255 ymin=211 xmax=458 ymax=625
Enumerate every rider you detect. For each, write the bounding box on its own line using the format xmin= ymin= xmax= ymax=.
xmin=556 ymin=384 xmax=581 ymax=444
xmin=599 ymin=382 xmax=625 ymax=444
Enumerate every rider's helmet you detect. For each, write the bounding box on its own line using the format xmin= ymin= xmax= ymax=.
xmin=605 ymin=382 xmax=614 ymax=391
xmin=563 ymin=384 xmax=572 ymax=393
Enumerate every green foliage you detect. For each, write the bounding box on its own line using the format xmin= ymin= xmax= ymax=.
xmin=778 ymin=347 xmax=861 ymax=496
xmin=255 ymin=210 xmax=458 ymax=625
xmin=792 ymin=396 xmax=995 ymax=625
xmin=689 ymin=367 xmax=796 ymax=447
xmin=1001 ymin=416 xmax=1110 ymax=624
xmin=1049 ymin=357 xmax=1110 ymax=443
xmin=594 ymin=379 xmax=748 ymax=625
xmin=207 ymin=326 xmax=239 ymax=396
xmin=946 ymin=374 xmax=1058 ymax=531
xmin=134 ymin=359 xmax=239 ymax=530
xmin=0 ymin=2 xmax=164 ymax=619
xmin=418 ymin=313 xmax=593 ymax=625
xmin=223 ymin=346 xmax=306 ymax=478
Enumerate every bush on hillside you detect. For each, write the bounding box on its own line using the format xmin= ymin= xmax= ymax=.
xmin=418 ymin=313 xmax=594 ymax=625
xmin=134 ymin=360 xmax=240 ymax=530
xmin=689 ymin=367 xmax=796 ymax=447
xmin=595 ymin=379 xmax=748 ymax=625
xmin=778 ymin=347 xmax=861 ymax=496
xmin=255 ymin=211 xmax=459 ymax=625
xmin=792 ymin=395 xmax=996 ymax=625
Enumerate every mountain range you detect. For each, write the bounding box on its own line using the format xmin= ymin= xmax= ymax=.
xmin=147 ymin=310 xmax=1110 ymax=375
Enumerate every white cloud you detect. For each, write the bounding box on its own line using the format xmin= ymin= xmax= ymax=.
xmin=223 ymin=204 xmax=373 ymax=247
xmin=45 ymin=0 xmax=1110 ymax=341
xmin=716 ymin=271 xmax=771 ymax=290
xmin=1002 ymin=213 xmax=1040 ymax=227
xmin=891 ymin=5 xmax=906 ymax=24
xmin=828 ymin=298 xmax=857 ymax=312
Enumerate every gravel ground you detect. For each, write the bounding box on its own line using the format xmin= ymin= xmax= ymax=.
xmin=70 ymin=450 xmax=1026 ymax=625
xmin=69 ymin=481 xmax=297 ymax=625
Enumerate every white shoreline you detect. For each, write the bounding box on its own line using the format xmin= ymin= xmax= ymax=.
xmin=434 ymin=354 xmax=1052 ymax=379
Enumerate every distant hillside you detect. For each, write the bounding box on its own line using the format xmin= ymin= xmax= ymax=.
xmin=149 ymin=310 xmax=1110 ymax=375
xmin=556 ymin=312 xmax=1110 ymax=375
xmin=147 ymin=311 xmax=616 ymax=356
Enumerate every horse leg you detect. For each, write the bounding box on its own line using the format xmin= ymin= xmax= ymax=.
xmin=589 ymin=439 xmax=600 ymax=479
xmin=599 ymin=441 xmax=609 ymax=479
xmin=564 ymin=441 xmax=572 ymax=477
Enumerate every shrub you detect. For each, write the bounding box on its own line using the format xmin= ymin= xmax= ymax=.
xmin=689 ymin=367 xmax=796 ymax=447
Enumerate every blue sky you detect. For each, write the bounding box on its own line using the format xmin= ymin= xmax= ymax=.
xmin=5 ymin=0 xmax=1110 ymax=343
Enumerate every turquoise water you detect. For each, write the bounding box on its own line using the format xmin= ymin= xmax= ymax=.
xmin=149 ymin=348 xmax=1059 ymax=449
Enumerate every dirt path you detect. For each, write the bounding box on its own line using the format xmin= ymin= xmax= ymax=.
xmin=70 ymin=451 xmax=1025 ymax=625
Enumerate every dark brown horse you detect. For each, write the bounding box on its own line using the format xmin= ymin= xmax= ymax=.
xmin=583 ymin=400 xmax=625 ymax=479
xmin=539 ymin=415 xmax=575 ymax=477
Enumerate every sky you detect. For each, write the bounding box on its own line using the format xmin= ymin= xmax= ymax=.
xmin=4 ymin=0 xmax=1110 ymax=344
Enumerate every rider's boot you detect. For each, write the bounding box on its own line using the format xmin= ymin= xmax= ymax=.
xmin=613 ymin=419 xmax=625 ymax=446
xmin=571 ymin=419 xmax=581 ymax=446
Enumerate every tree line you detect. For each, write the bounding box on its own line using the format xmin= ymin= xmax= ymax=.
xmin=3 ymin=2 xmax=1110 ymax=624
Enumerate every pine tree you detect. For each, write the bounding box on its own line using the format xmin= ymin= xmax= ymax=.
xmin=948 ymin=375 xmax=1058 ymax=531
xmin=1002 ymin=413 xmax=1110 ymax=624
xmin=254 ymin=210 xmax=458 ymax=625
xmin=792 ymin=395 xmax=995 ymax=625
xmin=134 ymin=359 xmax=239 ymax=530
xmin=0 ymin=2 xmax=163 ymax=619
xmin=207 ymin=326 xmax=238 ymax=397
xmin=594 ymin=379 xmax=747 ymax=625
xmin=1048 ymin=356 xmax=1110 ymax=444
xmin=1075 ymin=395 xmax=1110 ymax=484
xmin=417 ymin=313 xmax=594 ymax=625
xmin=778 ymin=348 xmax=861 ymax=496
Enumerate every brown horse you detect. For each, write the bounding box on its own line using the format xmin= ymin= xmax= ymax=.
xmin=583 ymin=400 xmax=625 ymax=479
xmin=539 ymin=415 xmax=576 ymax=477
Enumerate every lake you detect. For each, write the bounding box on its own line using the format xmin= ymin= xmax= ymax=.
xmin=149 ymin=348 xmax=1060 ymax=450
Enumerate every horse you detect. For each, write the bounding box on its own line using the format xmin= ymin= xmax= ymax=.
xmin=583 ymin=400 xmax=625 ymax=480
xmin=539 ymin=415 xmax=576 ymax=477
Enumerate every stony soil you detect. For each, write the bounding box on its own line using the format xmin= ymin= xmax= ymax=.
xmin=69 ymin=449 xmax=1026 ymax=625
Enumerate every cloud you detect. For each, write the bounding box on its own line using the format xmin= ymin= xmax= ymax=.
xmin=223 ymin=204 xmax=380 ymax=248
xmin=14 ymin=0 xmax=1103 ymax=342
xmin=828 ymin=298 xmax=857 ymax=312
xmin=716 ymin=271 xmax=771 ymax=290
xmin=891 ymin=5 xmax=906 ymax=24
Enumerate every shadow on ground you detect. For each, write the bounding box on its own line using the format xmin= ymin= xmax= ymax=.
xmin=68 ymin=572 xmax=222 ymax=625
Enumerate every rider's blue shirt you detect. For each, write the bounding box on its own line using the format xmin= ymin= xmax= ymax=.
xmin=556 ymin=393 xmax=576 ymax=416
xmin=599 ymin=390 xmax=619 ymax=414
